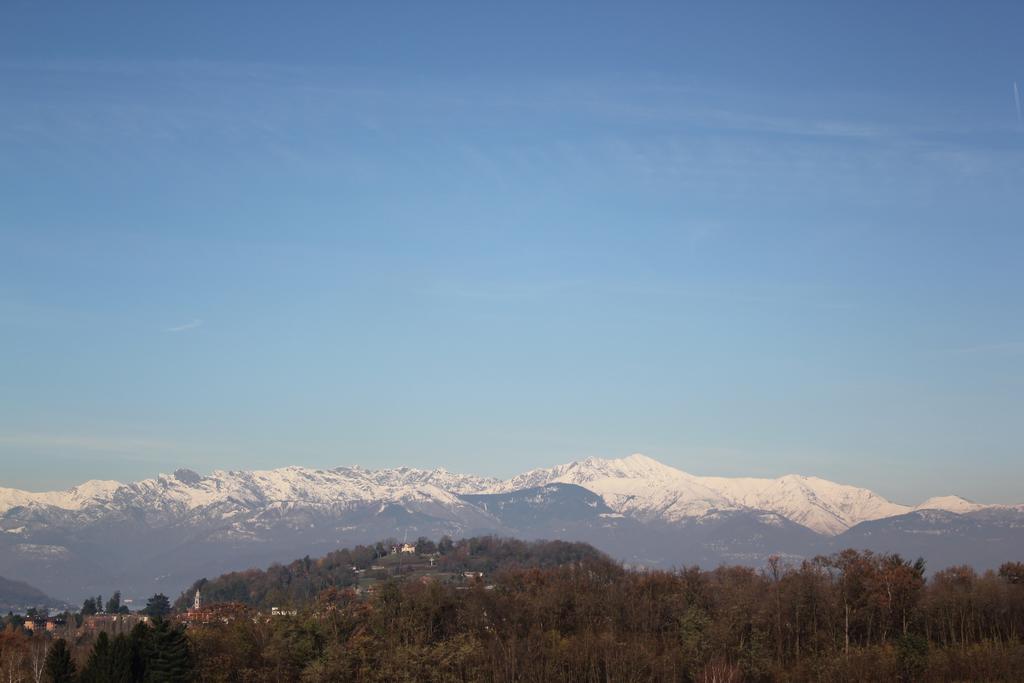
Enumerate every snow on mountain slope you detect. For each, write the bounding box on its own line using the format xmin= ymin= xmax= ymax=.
xmin=696 ymin=474 xmax=911 ymax=535
xmin=0 ymin=466 xmax=491 ymax=520
xmin=0 ymin=480 xmax=123 ymax=515
xmin=1 ymin=455 xmax=1012 ymax=536
xmin=491 ymin=454 xmax=912 ymax=535
xmin=345 ymin=466 xmax=498 ymax=494
xmin=491 ymin=454 xmax=737 ymax=522
xmin=914 ymin=496 xmax=987 ymax=514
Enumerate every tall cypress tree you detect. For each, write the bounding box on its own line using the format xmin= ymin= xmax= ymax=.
xmin=43 ymin=638 xmax=77 ymax=683
xmin=145 ymin=618 xmax=193 ymax=682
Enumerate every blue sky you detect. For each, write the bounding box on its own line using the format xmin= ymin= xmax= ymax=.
xmin=1 ymin=2 xmax=1022 ymax=504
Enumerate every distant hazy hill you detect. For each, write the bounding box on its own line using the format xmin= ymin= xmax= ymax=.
xmin=0 ymin=575 xmax=56 ymax=611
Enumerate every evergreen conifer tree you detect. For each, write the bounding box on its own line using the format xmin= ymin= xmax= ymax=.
xmin=143 ymin=593 xmax=172 ymax=619
xmin=79 ymin=630 xmax=113 ymax=682
xmin=109 ymin=633 xmax=135 ymax=683
xmin=43 ymin=638 xmax=76 ymax=683
xmin=144 ymin=618 xmax=193 ymax=682
xmin=129 ymin=621 xmax=153 ymax=682
xmin=106 ymin=591 xmax=122 ymax=614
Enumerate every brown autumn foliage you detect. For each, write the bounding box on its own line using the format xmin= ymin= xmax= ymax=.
xmin=3 ymin=541 xmax=1023 ymax=681
xmin=181 ymin=542 xmax=1024 ymax=682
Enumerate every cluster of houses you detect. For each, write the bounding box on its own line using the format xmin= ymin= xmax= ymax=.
xmin=23 ymin=612 xmax=151 ymax=638
xmin=21 ymin=615 xmax=67 ymax=635
xmin=15 ymin=545 xmax=490 ymax=637
xmin=179 ymin=589 xmax=299 ymax=627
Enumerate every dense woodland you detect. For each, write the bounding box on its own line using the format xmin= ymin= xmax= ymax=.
xmin=0 ymin=537 xmax=1022 ymax=681
xmin=0 ymin=618 xmax=190 ymax=683
xmin=173 ymin=536 xmax=604 ymax=611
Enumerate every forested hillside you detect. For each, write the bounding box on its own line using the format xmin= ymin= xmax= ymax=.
xmin=2 ymin=539 xmax=1022 ymax=681
xmin=165 ymin=538 xmax=1024 ymax=681
xmin=173 ymin=536 xmax=605 ymax=611
xmin=183 ymin=548 xmax=1024 ymax=681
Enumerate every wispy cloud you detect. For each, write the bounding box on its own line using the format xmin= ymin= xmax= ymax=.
xmin=3 ymin=57 xmax=1018 ymax=199
xmin=1015 ymin=82 xmax=1022 ymax=127
xmin=942 ymin=341 xmax=1024 ymax=356
xmin=0 ymin=432 xmax=243 ymax=464
xmin=166 ymin=318 xmax=202 ymax=333
xmin=424 ymin=281 xmax=584 ymax=302
xmin=0 ymin=433 xmax=177 ymax=456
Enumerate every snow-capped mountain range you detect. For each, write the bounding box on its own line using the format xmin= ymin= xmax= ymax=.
xmin=1 ymin=454 xmax=1020 ymax=601
xmin=0 ymin=453 xmax=1005 ymax=535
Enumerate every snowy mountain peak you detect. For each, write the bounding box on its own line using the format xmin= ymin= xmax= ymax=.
xmin=612 ymin=452 xmax=690 ymax=477
xmin=914 ymin=495 xmax=986 ymax=514
xmin=492 ymin=452 xmax=695 ymax=493
xmin=486 ymin=454 xmax=921 ymax=535
xmin=172 ymin=469 xmax=203 ymax=485
xmin=68 ymin=479 xmax=124 ymax=498
xmin=3 ymin=478 xmax=123 ymax=509
xmin=490 ymin=454 xmax=732 ymax=523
